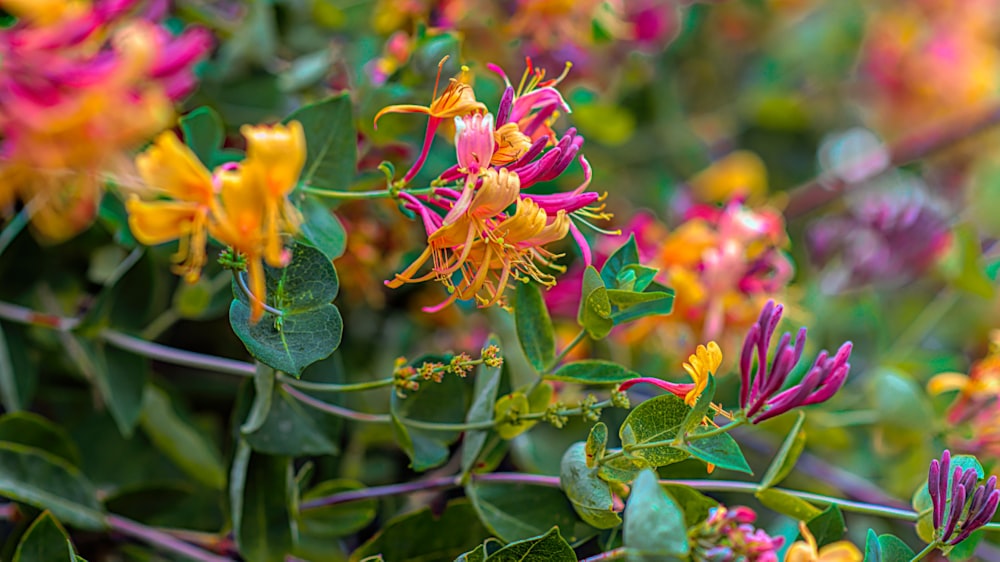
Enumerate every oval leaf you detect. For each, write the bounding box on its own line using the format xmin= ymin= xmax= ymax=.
xmin=624 ymin=469 xmax=689 ymax=558
xmin=759 ymin=411 xmax=807 ymax=490
xmin=547 ymin=360 xmax=641 ymax=385
xmin=514 ymin=283 xmax=556 ymax=373
xmin=619 ymin=394 xmax=690 ymax=468
xmin=484 ymin=526 xmax=576 ymax=562
xmin=559 ymin=442 xmax=622 ymax=529
xmin=13 ymin=512 xmax=76 ymax=562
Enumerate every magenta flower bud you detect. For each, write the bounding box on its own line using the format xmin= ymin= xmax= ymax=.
xmin=496 ymin=86 xmax=515 ymax=125
xmin=740 ymin=301 xmax=853 ymax=423
xmin=928 ymin=450 xmax=1000 ymax=546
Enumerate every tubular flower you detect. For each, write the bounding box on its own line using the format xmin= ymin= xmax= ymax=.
xmin=127 ymin=120 xmax=306 ymax=323
xmin=784 ymin=521 xmax=861 ymax=562
xmin=740 ymin=301 xmax=852 ymax=424
xmin=127 ymin=131 xmax=217 ymax=282
xmin=373 ymin=56 xmax=486 ymax=183
xmin=682 ymin=341 xmax=723 ymax=406
xmin=0 ymin=0 xmax=211 ymax=242
xmin=928 ymin=450 xmax=1000 ymax=546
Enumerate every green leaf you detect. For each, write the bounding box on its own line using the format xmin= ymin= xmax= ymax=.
xmin=624 ymin=469 xmax=689 ymax=558
xmin=871 ymin=368 xmax=934 ymax=431
xmin=606 ymin=289 xmax=674 ymax=309
xmin=391 ymin=356 xmax=473 ymax=471
xmin=937 ymin=223 xmax=995 ymax=298
xmin=806 ymin=505 xmax=846 ymax=548
xmin=241 ymin=364 xmax=275 ymax=434
xmin=618 ymin=264 xmax=658 ymax=292
xmin=755 ymin=489 xmax=822 ymax=521
xmin=0 ymin=413 xmax=80 ymax=467
xmin=466 ymin=480 xmax=598 ymax=544
xmin=680 ymin=375 xmax=715 ymax=436
xmin=285 ymin=93 xmax=357 ymax=191
xmin=139 ymin=386 xmax=226 ymax=490
xmin=243 ymin=385 xmax=339 ymax=456
xmin=230 ymin=243 xmax=343 ymax=377
xmin=759 ymin=411 xmax=806 ymax=490
xmin=610 ymin=282 xmax=675 ymax=325
xmin=463 ymin=336 xmax=503 ymax=476
xmin=578 ymin=266 xmax=613 ymax=339
xmin=350 ymin=500 xmax=491 ymax=562
xmin=678 ymin=431 xmax=751 ymax=474
xmin=547 ymin=360 xmax=641 ymax=385
xmin=559 ymin=442 xmax=622 ymax=529
xmin=0 ymin=442 xmax=105 ymax=530
xmin=298 ymin=480 xmax=376 ymax=538
xmin=619 ymin=394 xmax=690 ymax=468
xmin=179 ymin=106 xmax=225 ymax=167
xmin=76 ymin=341 xmax=149 ymax=437
xmin=514 ymin=283 xmax=556 ymax=373
xmin=662 ymin=484 xmax=717 ymax=526
xmin=600 ymin=235 xmax=640 ymax=288
xmin=864 ymin=530 xmax=915 ymax=562
xmin=586 ymin=423 xmax=608 ymax=468
xmin=0 ymin=321 xmax=35 ymax=412
xmin=484 ymin=527 xmax=576 ymax=562
xmin=597 ymin=454 xmax=641 ymax=484
xmin=297 ymin=195 xmax=348 ymax=261
xmin=13 ymin=512 xmax=76 ymax=562
xmin=494 ymin=391 xmax=535 ymax=440
xmin=229 ymin=443 xmax=294 ymax=562
xmin=457 ymin=544 xmax=487 ymax=562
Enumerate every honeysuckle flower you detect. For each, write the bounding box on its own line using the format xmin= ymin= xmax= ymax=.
xmin=454 ymin=113 xmax=496 ymax=178
xmin=0 ymin=0 xmax=210 ymax=241
xmin=928 ymin=450 xmax=1000 ymax=546
xmin=618 ymin=341 xmax=723 ymax=408
xmin=784 ymin=521 xmax=861 ymax=562
xmin=373 ymin=56 xmax=486 ymax=183
xmin=740 ymin=301 xmax=852 ymax=424
xmin=127 ymin=131 xmax=217 ymax=283
xmin=929 ymin=330 xmax=1000 ymax=426
xmin=691 ymin=505 xmax=784 ymax=562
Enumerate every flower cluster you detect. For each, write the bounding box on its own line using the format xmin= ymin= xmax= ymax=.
xmin=740 ymin=301 xmax=852 ymax=424
xmin=928 ymin=449 xmax=1000 ymax=546
xmin=857 ymin=0 xmax=1000 ymax=140
xmin=379 ymin=58 xmax=610 ymax=311
xmin=0 ymin=0 xmax=211 ymax=241
xmin=690 ymin=505 xmax=784 ymax=562
xmin=930 ymin=332 xmax=1000 ymax=460
xmin=126 ymin=122 xmax=305 ymax=322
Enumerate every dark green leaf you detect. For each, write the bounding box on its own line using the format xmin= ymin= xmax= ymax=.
xmin=0 ymin=412 xmax=80 ymax=466
xmin=662 ymin=484 xmax=717 ymax=525
xmin=600 ymin=235 xmax=639 ymax=288
xmin=559 ymin=442 xmax=622 ymax=529
xmin=619 ymin=394 xmax=690 ymax=468
xmin=0 ymin=442 xmax=105 ymax=530
xmin=597 ymin=454 xmax=641 ymax=484
xmin=466 ymin=480 xmax=598 ymax=544
xmin=755 ymin=489 xmax=821 ymax=521
xmin=610 ymin=282 xmax=674 ymax=325
xmin=298 ymin=480 xmax=377 ymax=538
xmin=484 ymin=527 xmax=576 ymax=562
xmin=76 ymin=341 xmax=149 ymax=437
xmin=586 ymin=423 xmax=608 ymax=468
xmin=391 ymin=356 xmax=473 ymax=471
xmin=578 ymin=266 xmax=613 ymax=339
xmin=547 ymin=360 xmax=641 ymax=385
xmin=230 ymin=243 xmax=343 ymax=376
xmin=680 ymin=375 xmax=715 ymax=435
xmin=13 ymin=512 xmax=76 ymax=562
xmin=241 ymin=364 xmax=275 ymax=434
xmin=229 ymin=443 xmax=294 ymax=562
xmin=606 ymin=290 xmax=674 ymax=309
xmin=0 ymin=321 xmax=35 ymax=412
xmin=759 ymin=411 xmax=806 ymax=490
xmin=179 ymin=106 xmax=225 ymax=167
xmin=297 ymin=195 xmax=348 ymax=260
xmin=140 ymin=386 xmax=226 ymax=490
xmin=244 ymin=385 xmax=339 ymax=456
xmin=624 ymin=469 xmax=688 ymax=558
xmin=806 ymin=505 xmax=846 ymax=547
xmin=463 ymin=336 xmax=503 ymax=476
xmin=679 ymin=430 xmax=751 ymax=474
xmin=284 ymin=94 xmax=357 ymax=191
xmin=350 ymin=500 xmax=491 ymax=562
xmin=456 ymin=544 xmax=487 ymax=562
xmin=515 ymin=283 xmax=556 ymax=373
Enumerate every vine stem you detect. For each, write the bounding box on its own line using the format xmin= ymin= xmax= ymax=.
xmin=910 ymin=540 xmax=941 ymax=562
xmin=299 ymin=471 xmax=1000 ymax=530
xmin=785 ymin=101 xmax=1000 ymax=217
xmin=579 ymin=547 xmax=629 ymax=561
xmin=544 ymin=329 xmax=588 ymax=373
xmin=106 ymin=515 xmax=234 ymax=562
xmin=302 ymin=185 xmax=436 ymax=200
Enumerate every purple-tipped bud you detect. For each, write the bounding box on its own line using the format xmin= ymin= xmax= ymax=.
xmin=930 ymin=458 xmax=943 ymax=529
xmin=953 ymin=489 xmax=1000 ymax=544
xmin=943 ymin=483 xmax=966 ymax=542
xmin=496 ymin=86 xmax=515 ymax=125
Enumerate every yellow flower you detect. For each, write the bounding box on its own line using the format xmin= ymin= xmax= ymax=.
xmin=127 ymin=131 xmax=217 ymax=283
xmin=681 ymin=341 xmax=722 ymax=406
xmin=785 ymin=521 xmax=862 ymax=562
xmin=688 ymin=151 xmax=768 ymax=204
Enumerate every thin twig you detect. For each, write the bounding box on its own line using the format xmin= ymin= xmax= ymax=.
xmin=106 ymin=515 xmax=235 ymax=562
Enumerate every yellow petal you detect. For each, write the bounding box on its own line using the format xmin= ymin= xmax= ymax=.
xmin=126 ymin=197 xmax=201 ymax=245
xmin=241 ymin=121 xmax=306 ymax=197
xmin=784 ymin=542 xmax=818 ymax=562
xmin=817 ymin=541 xmax=863 ymax=562
xmin=136 ymin=131 xmax=214 ymax=203
xmin=927 ymin=372 xmax=971 ymax=395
